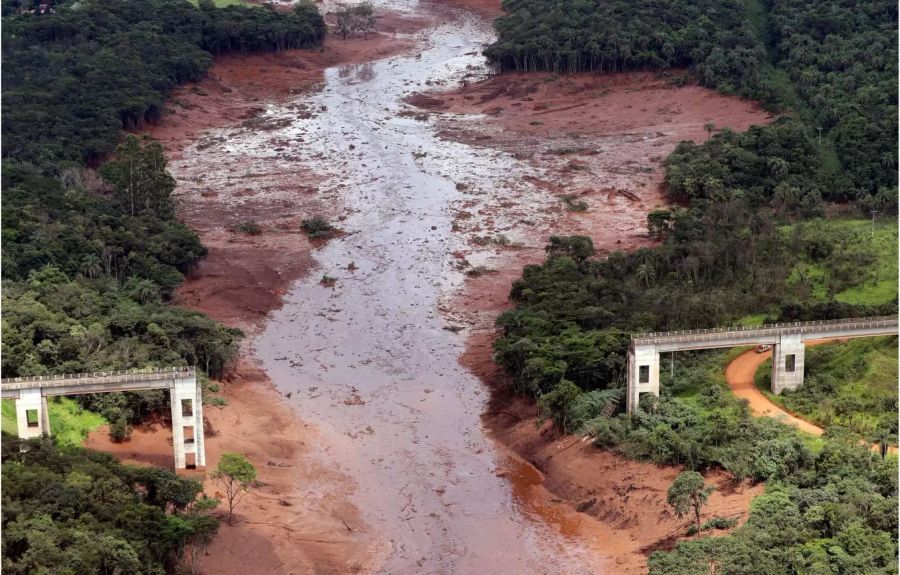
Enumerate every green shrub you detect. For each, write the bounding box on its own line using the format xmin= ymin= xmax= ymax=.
xmin=302 ymin=216 xmax=336 ymax=239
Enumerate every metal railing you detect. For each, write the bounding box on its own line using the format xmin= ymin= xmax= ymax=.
xmin=632 ymin=316 xmax=898 ymax=346
xmin=0 ymin=366 xmax=195 ymax=391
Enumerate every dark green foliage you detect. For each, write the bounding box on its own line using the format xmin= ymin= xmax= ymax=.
xmin=1 ymin=437 xmax=218 ymax=575
xmin=664 ymin=118 xmax=825 ymax=214
xmin=1 ymin=162 xmax=204 ymax=291
xmin=485 ymin=0 xmax=768 ymax=102
xmin=766 ymin=0 xmax=898 ymax=198
xmin=1 ymin=270 xmax=242 ymax=379
xmin=646 ymin=432 xmax=898 ymax=574
xmin=485 ymin=0 xmax=898 ymax=204
xmin=301 ymin=216 xmax=337 ymax=239
xmin=2 ymin=0 xmax=325 ymax=167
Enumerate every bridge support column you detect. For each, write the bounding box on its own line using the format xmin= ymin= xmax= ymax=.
xmin=626 ymin=344 xmax=660 ymax=413
xmin=170 ymin=377 xmax=205 ymax=469
xmin=15 ymin=388 xmax=48 ymax=439
xmin=772 ymin=334 xmax=805 ymax=394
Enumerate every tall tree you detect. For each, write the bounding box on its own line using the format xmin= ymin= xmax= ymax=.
xmin=667 ymin=471 xmax=715 ymax=533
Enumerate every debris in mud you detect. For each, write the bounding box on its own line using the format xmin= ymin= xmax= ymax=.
xmin=443 ymin=325 xmax=464 ymax=333
xmin=343 ymin=389 xmax=365 ymax=406
xmin=241 ymin=115 xmax=294 ymax=131
xmin=466 ymin=266 xmax=497 ymax=277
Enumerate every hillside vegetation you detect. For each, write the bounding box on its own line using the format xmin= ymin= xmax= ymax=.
xmin=1 ymin=437 xmax=219 ymax=575
xmin=486 ymin=0 xmax=897 ymax=205
xmin=1 ymin=1 xmax=326 ymax=571
xmin=489 ymin=0 xmax=898 ymax=571
xmin=756 ymin=337 xmax=898 ymax=437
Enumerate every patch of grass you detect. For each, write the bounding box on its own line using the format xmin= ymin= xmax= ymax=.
xmin=783 ymin=218 xmax=898 ymax=306
xmin=735 ymin=313 xmax=769 ymax=326
xmin=49 ymin=398 xmax=108 ymax=445
xmin=2 ymin=400 xmax=18 ymax=436
xmin=756 ymin=337 xmax=898 ymax=437
xmin=3 ymin=398 xmax=107 ymax=446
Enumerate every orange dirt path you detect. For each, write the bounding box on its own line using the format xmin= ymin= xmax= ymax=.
xmin=725 ymin=348 xmax=825 ymax=436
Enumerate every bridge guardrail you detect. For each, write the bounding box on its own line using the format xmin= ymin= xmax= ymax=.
xmin=632 ymin=316 xmax=898 ymax=346
xmin=0 ymin=366 xmax=195 ymax=391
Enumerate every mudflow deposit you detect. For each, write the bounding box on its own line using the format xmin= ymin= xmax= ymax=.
xmin=87 ymin=0 xmax=774 ymax=573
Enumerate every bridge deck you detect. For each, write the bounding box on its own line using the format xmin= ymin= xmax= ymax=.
xmin=1 ymin=367 xmax=195 ymax=399
xmin=632 ymin=316 xmax=898 ymax=352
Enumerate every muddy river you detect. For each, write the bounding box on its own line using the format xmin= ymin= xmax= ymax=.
xmin=219 ymin=5 xmax=611 ymax=574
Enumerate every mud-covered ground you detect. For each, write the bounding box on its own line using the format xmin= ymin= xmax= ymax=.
xmin=86 ymin=2 xmax=776 ymax=573
xmin=415 ymin=69 xmax=773 ymax=572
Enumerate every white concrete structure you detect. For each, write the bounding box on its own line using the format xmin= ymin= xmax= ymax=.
xmin=627 ymin=316 xmax=898 ymax=413
xmin=1 ymin=367 xmax=204 ymax=469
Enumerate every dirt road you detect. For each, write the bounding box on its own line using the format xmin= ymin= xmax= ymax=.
xmin=725 ymin=349 xmax=825 ymax=436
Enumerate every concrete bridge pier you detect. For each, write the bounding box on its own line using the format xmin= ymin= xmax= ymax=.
xmin=15 ymin=388 xmax=50 ymax=439
xmin=771 ymin=333 xmax=805 ymax=395
xmin=170 ymin=378 xmax=206 ymax=469
xmin=626 ymin=344 xmax=660 ymax=413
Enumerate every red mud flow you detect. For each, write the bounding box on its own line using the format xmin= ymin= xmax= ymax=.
xmin=417 ymin=70 xmax=773 ymax=571
xmin=87 ymin=14 xmax=429 ymax=575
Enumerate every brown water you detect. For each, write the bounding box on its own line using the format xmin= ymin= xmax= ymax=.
xmin=236 ymin=6 xmax=613 ymax=574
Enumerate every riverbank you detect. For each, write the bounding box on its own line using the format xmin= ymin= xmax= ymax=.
xmin=87 ymin=13 xmax=428 ymax=575
xmin=419 ymin=70 xmax=773 ymax=570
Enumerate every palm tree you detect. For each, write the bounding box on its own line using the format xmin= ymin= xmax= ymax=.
xmin=131 ymin=280 xmax=159 ymax=304
xmin=635 ymin=263 xmax=656 ymax=289
xmin=871 ymin=428 xmax=896 ymax=460
xmin=80 ymin=254 xmax=103 ymax=279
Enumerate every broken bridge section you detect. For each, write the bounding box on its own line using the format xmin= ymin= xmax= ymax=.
xmin=626 ymin=316 xmax=899 ymax=413
xmin=1 ymin=366 xmax=204 ymax=469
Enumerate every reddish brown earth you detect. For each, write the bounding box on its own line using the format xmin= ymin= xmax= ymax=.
xmin=415 ymin=70 xmax=773 ymax=570
xmin=87 ymin=14 xmax=428 ymax=575
xmin=726 ymin=347 xmax=826 ymax=436
xmin=427 ymin=0 xmax=503 ymax=17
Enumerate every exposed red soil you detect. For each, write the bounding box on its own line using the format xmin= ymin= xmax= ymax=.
xmin=87 ymin=15 xmax=427 ymax=575
xmin=86 ymin=357 xmax=380 ymax=575
xmin=427 ymin=0 xmax=503 ymax=17
xmin=422 ymin=70 xmax=773 ymax=570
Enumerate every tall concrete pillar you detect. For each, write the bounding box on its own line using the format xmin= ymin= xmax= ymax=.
xmin=15 ymin=388 xmax=46 ymax=439
xmin=41 ymin=395 xmax=52 ymax=438
xmin=771 ymin=334 xmax=805 ymax=394
xmin=170 ymin=386 xmax=186 ymax=469
xmin=170 ymin=375 xmax=205 ymax=469
xmin=626 ymin=344 xmax=660 ymax=413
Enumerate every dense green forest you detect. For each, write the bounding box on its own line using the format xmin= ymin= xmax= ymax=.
xmin=2 ymin=437 xmax=219 ymax=574
xmin=485 ymin=0 xmax=897 ymax=204
xmin=2 ymin=2 xmax=325 ymax=569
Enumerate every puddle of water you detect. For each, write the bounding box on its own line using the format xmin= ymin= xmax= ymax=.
xmin=194 ymin=9 xmax=607 ymax=574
